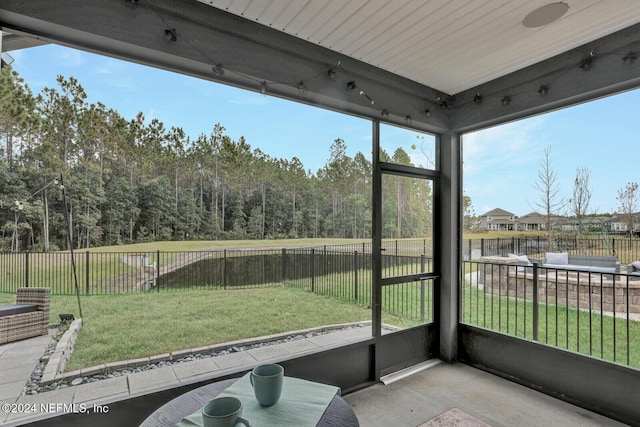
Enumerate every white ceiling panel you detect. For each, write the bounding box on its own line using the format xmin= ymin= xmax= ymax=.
xmin=222 ymin=0 xmax=252 ymax=16
xmin=197 ymin=0 xmax=640 ymax=94
xmin=264 ymin=1 xmax=305 ymax=30
xmin=283 ymin=1 xmax=338 ymax=36
xmin=335 ymin=0 xmax=414 ymax=55
xmin=317 ymin=0 xmax=386 ymax=51
xmin=311 ymin=1 xmax=369 ymax=44
xmin=298 ymin=0 xmax=359 ymax=42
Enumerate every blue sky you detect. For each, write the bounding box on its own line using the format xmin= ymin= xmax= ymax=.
xmin=9 ymin=44 xmax=640 ymax=217
xmin=464 ymin=91 xmax=640 ymax=217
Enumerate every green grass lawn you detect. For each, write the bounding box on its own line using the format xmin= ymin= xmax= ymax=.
xmin=1 ymin=281 xmax=424 ymax=372
xmin=37 ymin=285 xmax=382 ymax=371
xmin=462 ymin=286 xmax=640 ymax=368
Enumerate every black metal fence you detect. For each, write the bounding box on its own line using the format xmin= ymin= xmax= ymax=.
xmin=0 ymin=239 xmax=433 ymax=295
xmin=0 ymin=240 xmax=435 ymax=324
xmin=461 ymin=260 xmax=640 ymax=369
xmin=463 ymin=236 xmax=640 ymax=264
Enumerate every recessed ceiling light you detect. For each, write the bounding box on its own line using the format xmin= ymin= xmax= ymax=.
xmin=523 ymin=2 xmax=569 ymax=28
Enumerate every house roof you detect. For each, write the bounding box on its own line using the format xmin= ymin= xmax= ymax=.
xmin=480 ymin=208 xmax=515 ymax=218
xmin=609 ymin=212 xmax=640 ymax=222
xmin=518 ymin=212 xmax=544 ymax=220
xmin=518 ymin=213 xmax=546 ymax=223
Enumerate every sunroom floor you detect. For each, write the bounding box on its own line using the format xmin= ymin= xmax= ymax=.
xmin=344 ymin=361 xmax=627 ymax=427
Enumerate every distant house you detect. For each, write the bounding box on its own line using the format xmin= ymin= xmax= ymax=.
xmin=477 ymin=208 xmax=517 ymax=231
xmin=517 ymin=212 xmax=546 ymax=231
xmin=609 ymin=213 xmax=640 ymax=234
xmin=523 ymin=213 xmax=567 ymax=232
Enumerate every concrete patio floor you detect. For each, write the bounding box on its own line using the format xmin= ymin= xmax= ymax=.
xmin=345 ymin=361 xmax=628 ymax=427
xmin=0 ymin=332 xmax=53 ymax=407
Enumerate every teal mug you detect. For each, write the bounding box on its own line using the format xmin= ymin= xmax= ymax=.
xmin=202 ymin=396 xmax=250 ymax=427
xmin=249 ymin=364 xmax=284 ymax=407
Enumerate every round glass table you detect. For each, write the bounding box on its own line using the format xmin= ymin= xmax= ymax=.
xmin=140 ymin=378 xmax=359 ymax=426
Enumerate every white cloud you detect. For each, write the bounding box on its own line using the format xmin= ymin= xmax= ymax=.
xmin=463 ymin=116 xmax=548 ymax=177
xmin=90 ymin=60 xmax=140 ymax=92
xmin=462 ymin=116 xmax=552 ymax=215
xmin=95 ymin=65 xmax=114 ymax=75
xmin=58 ymin=49 xmax=85 ymax=67
xmin=229 ymin=96 xmax=270 ymax=106
xmin=103 ymin=76 xmax=138 ymax=92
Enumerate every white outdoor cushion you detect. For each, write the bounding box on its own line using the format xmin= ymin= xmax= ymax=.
xmin=543 ymin=264 xmax=615 ymax=274
xmin=574 ymin=265 xmax=607 ymax=273
xmin=546 ymin=252 xmax=569 ymax=265
xmin=543 ymin=263 xmax=571 ymax=270
xmin=632 ymin=260 xmax=640 ymax=270
xmin=508 ymin=253 xmax=531 ymax=265
xmin=593 ymin=267 xmax=616 ymax=274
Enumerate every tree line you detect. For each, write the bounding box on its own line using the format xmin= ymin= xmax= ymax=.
xmin=532 ymin=146 xmax=638 ymax=252
xmin=0 ymin=67 xmax=432 ymax=252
